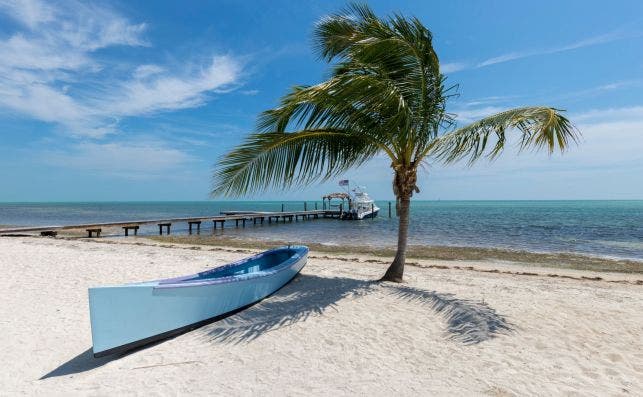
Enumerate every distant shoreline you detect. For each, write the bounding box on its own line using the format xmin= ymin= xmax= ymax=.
xmin=1 ymin=199 xmax=642 ymax=204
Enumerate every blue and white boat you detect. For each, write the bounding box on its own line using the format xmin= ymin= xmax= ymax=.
xmin=347 ymin=186 xmax=380 ymax=220
xmin=89 ymin=246 xmax=308 ymax=357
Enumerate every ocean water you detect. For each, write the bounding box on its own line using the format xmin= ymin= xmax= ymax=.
xmin=0 ymin=201 xmax=641 ymax=261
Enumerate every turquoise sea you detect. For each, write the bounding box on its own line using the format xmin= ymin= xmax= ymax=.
xmin=0 ymin=201 xmax=641 ymax=261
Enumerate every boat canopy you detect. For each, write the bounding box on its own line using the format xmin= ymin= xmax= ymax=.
xmin=322 ymin=192 xmax=350 ymax=200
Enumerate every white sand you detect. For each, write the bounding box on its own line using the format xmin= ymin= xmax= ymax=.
xmin=1 ymin=236 xmax=641 ymax=396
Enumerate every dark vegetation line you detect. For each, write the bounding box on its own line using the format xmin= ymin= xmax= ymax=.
xmin=19 ymin=234 xmax=640 ymax=283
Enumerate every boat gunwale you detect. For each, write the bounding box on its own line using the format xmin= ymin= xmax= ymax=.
xmin=88 ymin=245 xmax=308 ymax=290
xmin=155 ymin=247 xmax=307 ymax=289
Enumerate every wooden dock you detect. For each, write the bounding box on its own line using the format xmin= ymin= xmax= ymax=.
xmin=0 ymin=209 xmax=342 ymax=237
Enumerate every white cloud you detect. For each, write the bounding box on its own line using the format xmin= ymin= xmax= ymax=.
xmin=43 ymin=140 xmax=197 ymax=178
xmin=0 ymin=33 xmax=92 ymax=71
xmin=459 ymin=95 xmax=519 ymax=107
xmin=0 ymin=0 xmax=242 ymax=138
xmin=0 ymin=0 xmax=55 ymax=28
xmin=133 ymin=64 xmax=165 ymax=79
xmin=443 ymin=28 xmax=642 ymax=73
xmin=477 ymin=30 xmax=639 ymax=68
xmin=106 ymin=56 xmax=240 ymax=116
xmin=441 ymin=62 xmax=467 ymax=74
xmin=452 ymin=106 xmax=505 ymax=124
xmin=1 ymin=82 xmax=87 ymax=124
xmin=572 ymin=105 xmax=643 ymax=123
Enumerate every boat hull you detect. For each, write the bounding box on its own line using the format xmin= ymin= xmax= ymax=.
xmin=89 ymin=246 xmax=307 ymax=357
xmin=342 ymin=208 xmax=380 ymax=220
xmin=357 ymin=208 xmax=379 ymax=219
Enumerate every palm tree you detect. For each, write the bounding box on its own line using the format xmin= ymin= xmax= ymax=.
xmin=212 ymin=4 xmax=579 ymax=282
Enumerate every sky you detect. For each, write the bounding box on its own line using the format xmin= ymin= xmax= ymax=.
xmin=0 ymin=0 xmax=642 ymax=201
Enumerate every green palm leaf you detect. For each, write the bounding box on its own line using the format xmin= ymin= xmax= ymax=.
xmin=428 ymin=107 xmax=579 ymax=164
xmin=212 ymin=130 xmax=377 ymax=197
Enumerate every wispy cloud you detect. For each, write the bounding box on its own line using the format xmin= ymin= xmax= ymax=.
xmin=572 ymin=105 xmax=643 ymax=123
xmin=104 ymin=56 xmax=240 ymax=117
xmin=452 ymin=106 xmax=505 ymax=124
xmin=0 ymin=0 xmax=55 ymax=29
xmin=477 ymin=30 xmax=636 ymax=68
xmin=549 ymin=79 xmax=643 ymax=104
xmin=442 ymin=28 xmax=642 ymax=73
xmin=441 ymin=62 xmax=467 ymax=74
xmin=133 ymin=64 xmax=165 ymax=79
xmin=458 ymin=95 xmax=522 ymax=108
xmin=42 ymin=139 xmax=198 ymax=178
xmin=0 ymin=0 xmax=243 ymax=138
xmin=449 ymin=79 xmax=643 ymax=121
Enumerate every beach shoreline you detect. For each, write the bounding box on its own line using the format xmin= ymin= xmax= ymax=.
xmin=1 ymin=236 xmax=642 ymax=395
xmin=20 ymin=226 xmax=639 ymax=274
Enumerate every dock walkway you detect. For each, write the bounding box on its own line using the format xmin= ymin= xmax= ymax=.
xmin=0 ymin=210 xmax=341 ymax=237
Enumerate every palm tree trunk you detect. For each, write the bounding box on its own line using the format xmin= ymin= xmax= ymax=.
xmin=380 ymin=195 xmax=410 ymax=282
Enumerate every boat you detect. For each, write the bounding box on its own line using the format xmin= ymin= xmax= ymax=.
xmin=323 ymin=180 xmax=380 ymax=220
xmin=345 ymin=185 xmax=380 ymax=220
xmin=88 ymin=245 xmax=308 ymax=357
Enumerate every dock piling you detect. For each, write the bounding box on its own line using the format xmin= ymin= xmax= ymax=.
xmin=212 ymin=219 xmax=225 ymax=230
xmin=188 ymin=221 xmax=201 ymax=235
xmin=123 ymin=225 xmax=139 ymax=236
xmin=158 ymin=223 xmax=171 ymax=235
xmin=86 ymin=228 xmax=101 ymax=238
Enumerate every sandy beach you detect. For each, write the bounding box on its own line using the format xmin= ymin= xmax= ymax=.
xmin=1 ymin=236 xmax=641 ymax=396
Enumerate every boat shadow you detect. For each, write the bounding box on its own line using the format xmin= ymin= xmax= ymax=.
xmin=40 ymin=348 xmax=113 ymax=380
xmin=41 ymin=274 xmax=513 ymax=379
xmin=201 ymin=274 xmax=513 ymax=345
xmin=39 ymin=340 xmax=164 ymax=379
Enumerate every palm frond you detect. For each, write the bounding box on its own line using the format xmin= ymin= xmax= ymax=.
xmin=427 ymin=107 xmax=580 ymax=164
xmin=313 ymin=2 xmax=445 ymax=150
xmin=257 ymin=73 xmax=408 ymax=142
xmin=212 ymin=130 xmax=378 ymax=197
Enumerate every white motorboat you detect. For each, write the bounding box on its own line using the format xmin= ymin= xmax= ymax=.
xmin=346 ymin=185 xmax=380 ymax=219
xmin=328 ymin=180 xmax=379 ymax=220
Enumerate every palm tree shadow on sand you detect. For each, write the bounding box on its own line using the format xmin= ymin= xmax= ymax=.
xmin=41 ymin=273 xmax=513 ymax=379
xmin=200 ymin=274 xmax=514 ymax=345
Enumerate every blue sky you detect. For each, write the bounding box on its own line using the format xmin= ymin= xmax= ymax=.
xmin=0 ymin=0 xmax=642 ymax=201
